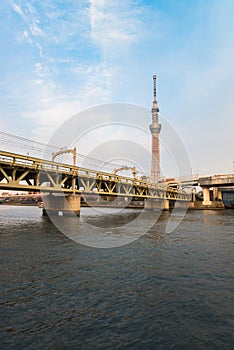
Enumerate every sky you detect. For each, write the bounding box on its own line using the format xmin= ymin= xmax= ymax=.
xmin=0 ymin=0 xmax=234 ymax=177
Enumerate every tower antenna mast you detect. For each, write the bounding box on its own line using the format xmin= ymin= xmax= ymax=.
xmin=149 ymin=74 xmax=161 ymax=183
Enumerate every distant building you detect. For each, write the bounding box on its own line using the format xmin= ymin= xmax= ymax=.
xmin=1 ymin=192 xmax=9 ymax=197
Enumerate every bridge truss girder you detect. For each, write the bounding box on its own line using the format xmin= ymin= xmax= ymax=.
xmin=0 ymin=150 xmax=191 ymax=201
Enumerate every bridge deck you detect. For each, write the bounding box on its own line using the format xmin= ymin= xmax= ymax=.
xmin=0 ymin=150 xmax=190 ymax=201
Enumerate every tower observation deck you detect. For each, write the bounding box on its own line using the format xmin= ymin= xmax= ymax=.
xmin=150 ymin=74 xmax=161 ymax=183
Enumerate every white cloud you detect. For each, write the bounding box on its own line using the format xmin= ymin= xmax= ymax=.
xmin=8 ymin=0 xmax=44 ymax=38
xmin=22 ymin=101 xmax=80 ymax=142
xmin=89 ymin=0 xmax=141 ymax=54
xmin=16 ymin=30 xmax=32 ymax=43
xmin=4 ymin=1 xmax=144 ymax=143
xmin=8 ymin=0 xmax=23 ymax=16
xmin=3 ymin=0 xmax=233 ymax=175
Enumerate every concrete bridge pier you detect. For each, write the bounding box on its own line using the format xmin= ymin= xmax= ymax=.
xmin=164 ymin=199 xmax=170 ymax=210
xmin=202 ymin=188 xmax=211 ymax=205
xmin=213 ymin=187 xmax=222 ymax=201
xmin=145 ymin=199 xmax=170 ymax=210
xmin=43 ymin=194 xmax=81 ymax=217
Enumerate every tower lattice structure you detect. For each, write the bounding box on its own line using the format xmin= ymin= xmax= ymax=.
xmin=149 ymin=75 xmax=161 ymax=183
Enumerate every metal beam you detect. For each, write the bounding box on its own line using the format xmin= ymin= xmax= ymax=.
xmin=0 ymin=150 xmax=191 ymax=201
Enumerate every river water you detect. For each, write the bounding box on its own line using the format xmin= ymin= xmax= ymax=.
xmin=0 ymin=206 xmax=233 ymax=349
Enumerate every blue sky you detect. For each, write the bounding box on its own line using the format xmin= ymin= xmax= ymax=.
xmin=0 ymin=0 xmax=234 ymax=176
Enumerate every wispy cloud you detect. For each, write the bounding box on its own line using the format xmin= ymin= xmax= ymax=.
xmin=2 ymin=0 xmax=145 ymax=140
xmin=90 ymin=0 xmax=141 ymax=53
xmin=8 ymin=0 xmax=44 ymax=40
xmin=7 ymin=0 xmax=23 ymax=16
xmin=1 ymin=0 xmax=234 ymax=174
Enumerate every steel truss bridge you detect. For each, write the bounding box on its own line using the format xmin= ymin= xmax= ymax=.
xmin=0 ymin=150 xmax=190 ymax=202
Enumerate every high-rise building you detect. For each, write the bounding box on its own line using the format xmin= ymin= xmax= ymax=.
xmin=149 ymin=75 xmax=161 ymax=183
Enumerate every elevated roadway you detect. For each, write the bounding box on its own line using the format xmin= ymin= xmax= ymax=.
xmin=198 ymin=175 xmax=234 ymax=187
xmin=165 ymin=174 xmax=234 ymax=188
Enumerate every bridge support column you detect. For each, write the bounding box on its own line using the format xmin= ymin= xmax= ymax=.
xmin=212 ymin=187 xmax=222 ymax=201
xmin=213 ymin=187 xmax=217 ymax=201
xmin=43 ymin=194 xmax=80 ymax=217
xmin=192 ymin=188 xmax=196 ymax=202
xmin=202 ymin=188 xmax=211 ymax=206
xmin=163 ymin=199 xmax=170 ymax=210
xmin=217 ymin=189 xmax=222 ymax=201
xmin=145 ymin=199 xmax=169 ymax=210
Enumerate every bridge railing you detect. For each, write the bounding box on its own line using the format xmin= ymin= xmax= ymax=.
xmin=199 ymin=174 xmax=234 ymax=186
xmin=0 ymin=150 xmax=191 ymax=200
xmin=0 ymin=150 xmax=166 ymax=187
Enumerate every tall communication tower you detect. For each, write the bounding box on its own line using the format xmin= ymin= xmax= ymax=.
xmin=149 ymin=75 xmax=161 ymax=183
